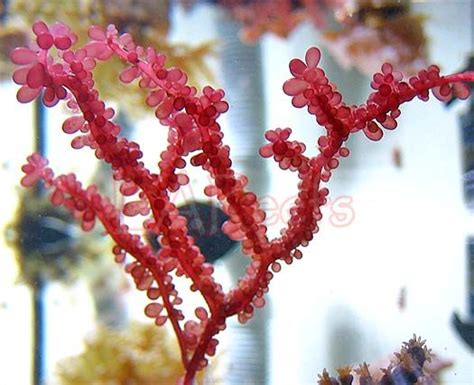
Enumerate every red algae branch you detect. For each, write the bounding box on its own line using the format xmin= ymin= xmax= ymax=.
xmin=10 ymin=20 xmax=474 ymax=383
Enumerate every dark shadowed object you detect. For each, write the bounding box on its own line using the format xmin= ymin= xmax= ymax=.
xmin=451 ymin=312 xmax=474 ymax=350
xmin=147 ymin=201 xmax=237 ymax=264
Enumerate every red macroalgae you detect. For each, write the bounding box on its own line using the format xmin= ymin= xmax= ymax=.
xmin=10 ymin=21 xmax=474 ymax=384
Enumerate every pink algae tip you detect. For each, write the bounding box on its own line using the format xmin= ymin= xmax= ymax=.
xmin=10 ymin=47 xmax=38 ymax=65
